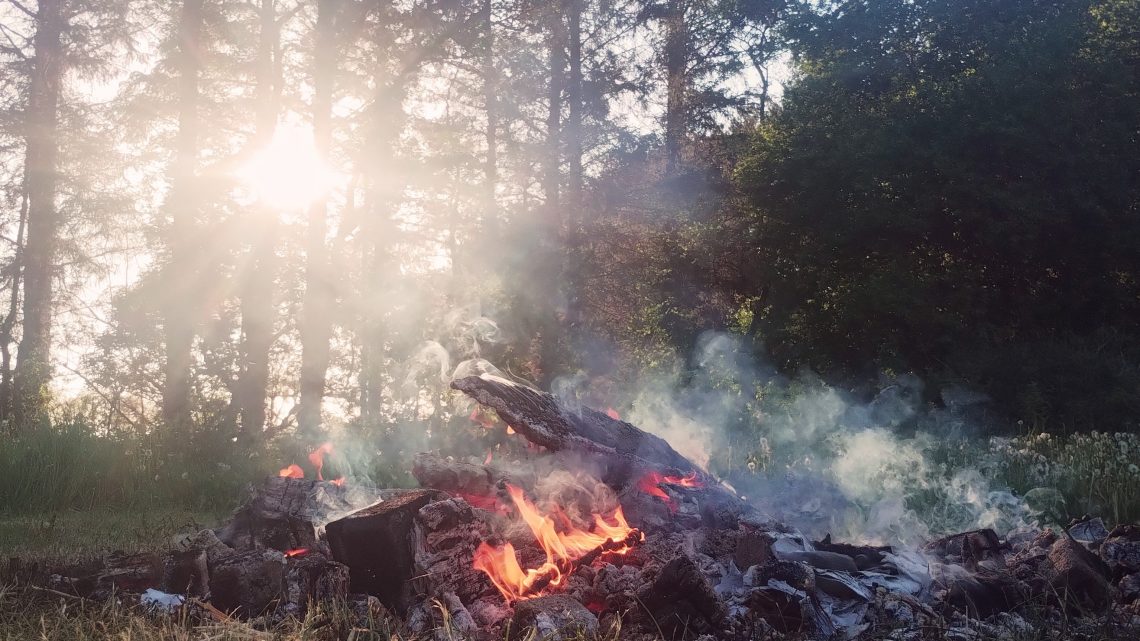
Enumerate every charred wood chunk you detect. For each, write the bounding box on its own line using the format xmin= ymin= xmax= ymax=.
xmin=813 ymin=534 xmax=891 ymax=570
xmin=175 ymin=528 xmax=236 ymax=566
xmin=1067 ymin=517 xmax=1110 ymax=545
xmin=510 ymin=594 xmax=599 ymax=641
xmin=923 ymin=529 xmax=1006 ymax=569
xmin=743 ymin=562 xmax=822 ymax=636
xmin=208 ymin=549 xmax=286 ymax=616
xmin=284 ymin=553 xmax=350 ymax=618
xmin=1043 ymin=535 xmax=1114 ymax=613
xmin=412 ymin=452 xmax=497 ymax=496
xmin=162 ymin=549 xmax=209 ymax=598
xmin=1100 ymin=524 xmax=1140 ymax=578
xmin=734 ymin=530 xmax=774 ymax=570
xmin=1119 ymin=573 xmax=1140 ymax=603
xmin=635 ymin=555 xmax=727 ymax=639
xmin=777 ymin=550 xmax=859 ymax=573
xmin=932 ymin=564 xmax=1025 ymax=618
xmin=325 ymin=489 xmax=439 ymax=612
xmin=96 ymin=552 xmax=162 ymax=597
xmin=216 ymin=477 xmax=321 ymax=553
xmin=413 ymin=497 xmax=496 ymax=603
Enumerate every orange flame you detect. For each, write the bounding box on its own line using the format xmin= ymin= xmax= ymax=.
xmin=331 ymin=477 xmax=345 ymax=487
xmin=285 ymin=548 xmax=309 ymax=558
xmin=605 ymin=407 xmax=620 ymax=420
xmin=506 ymin=425 xmax=516 ymax=435
xmin=473 ymin=484 xmax=640 ymax=602
xmin=279 ymin=464 xmax=304 ymax=478
xmin=637 ymin=471 xmax=702 ymax=512
xmin=308 ymin=442 xmax=334 ymax=481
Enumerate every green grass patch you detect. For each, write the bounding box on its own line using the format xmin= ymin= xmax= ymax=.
xmin=0 ymin=509 xmax=227 ymax=562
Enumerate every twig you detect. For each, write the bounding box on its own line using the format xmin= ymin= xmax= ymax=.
xmin=28 ymin=584 xmax=89 ymax=602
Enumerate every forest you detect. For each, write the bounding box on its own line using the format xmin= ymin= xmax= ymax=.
xmin=1 ymin=0 xmax=1139 ymax=507
xmin=2 ymin=0 xmax=1140 ymax=638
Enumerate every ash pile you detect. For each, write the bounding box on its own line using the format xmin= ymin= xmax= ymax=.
xmin=15 ymin=374 xmax=1140 ymax=640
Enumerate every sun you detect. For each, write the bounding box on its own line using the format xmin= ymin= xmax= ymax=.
xmin=237 ymin=126 xmax=339 ymax=211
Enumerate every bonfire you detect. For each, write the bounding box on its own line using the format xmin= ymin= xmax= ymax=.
xmin=8 ymin=374 xmax=1140 ymax=641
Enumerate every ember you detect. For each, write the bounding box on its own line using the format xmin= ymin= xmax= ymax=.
xmin=284 ymin=548 xmax=309 ymax=558
xmin=473 ymin=484 xmax=641 ymax=602
xmin=637 ymin=470 xmax=703 ymax=511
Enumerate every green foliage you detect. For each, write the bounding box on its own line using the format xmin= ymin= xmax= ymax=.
xmin=733 ymin=0 xmax=1140 ymax=430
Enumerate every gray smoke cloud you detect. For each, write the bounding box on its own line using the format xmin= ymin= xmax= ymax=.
xmin=582 ymin=331 xmax=1040 ymax=547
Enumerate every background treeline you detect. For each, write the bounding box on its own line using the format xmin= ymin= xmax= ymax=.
xmin=0 ymin=0 xmax=1137 ymax=497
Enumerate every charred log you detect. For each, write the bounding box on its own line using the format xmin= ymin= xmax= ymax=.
xmin=412 ymin=497 xmax=497 ymax=604
xmin=217 ymin=477 xmax=323 ymax=553
xmin=634 ymin=554 xmax=726 ymax=638
xmin=452 ymin=375 xmax=702 ymax=482
xmin=208 ymin=549 xmax=286 ymax=616
xmin=325 ymin=489 xmax=440 ymax=612
xmin=284 ymin=552 xmax=350 ymax=618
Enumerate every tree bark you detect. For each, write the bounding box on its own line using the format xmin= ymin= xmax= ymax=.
xmin=161 ymin=0 xmax=206 ymax=430
xmin=0 ymin=189 xmax=28 ymax=426
xmin=298 ymin=0 xmax=338 ymax=439
xmin=563 ymin=0 xmax=584 ymax=327
xmin=481 ymin=0 xmax=498 ymax=236
xmin=663 ymin=0 xmax=687 ymax=176
xmin=358 ymin=86 xmax=404 ymax=424
xmin=236 ymin=0 xmax=282 ymax=440
xmin=11 ymin=0 xmax=66 ymax=430
xmin=543 ymin=5 xmax=565 ymax=216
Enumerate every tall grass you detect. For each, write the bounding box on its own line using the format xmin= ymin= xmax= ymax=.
xmin=0 ymin=419 xmax=259 ymax=514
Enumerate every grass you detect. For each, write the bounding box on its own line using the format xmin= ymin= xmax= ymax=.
xmin=0 ymin=585 xmax=402 ymax=641
xmin=0 ymin=508 xmax=227 ymax=561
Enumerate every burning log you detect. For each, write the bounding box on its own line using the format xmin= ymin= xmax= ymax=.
xmin=411 ymin=452 xmax=534 ymax=511
xmin=412 ymin=497 xmax=498 ymax=604
xmin=216 ymin=477 xmax=324 ymax=553
xmin=509 ymin=594 xmax=599 ymax=641
xmin=471 ymin=484 xmax=643 ymax=603
xmin=515 ymin=528 xmax=644 ymax=599
xmin=452 ymin=375 xmax=705 ymax=482
xmin=451 ymin=374 xmax=750 ymax=529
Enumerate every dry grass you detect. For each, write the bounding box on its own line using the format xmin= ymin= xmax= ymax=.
xmin=0 ymin=584 xmax=402 ymax=641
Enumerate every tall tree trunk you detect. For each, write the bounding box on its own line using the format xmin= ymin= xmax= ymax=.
xmin=533 ymin=4 xmax=566 ymax=387
xmin=236 ymin=0 xmax=281 ymax=440
xmin=480 ymin=0 xmax=497 ymax=239
xmin=663 ymin=0 xmax=687 ymax=175
xmin=161 ymin=0 xmax=206 ymax=430
xmin=565 ymin=0 xmax=582 ymax=214
xmin=563 ymin=0 xmax=584 ymax=327
xmin=298 ymin=0 xmax=338 ymax=439
xmin=0 ymin=189 xmax=29 ymax=427
xmin=11 ymin=0 xmax=66 ymax=430
xmin=543 ymin=5 xmax=565 ymax=215
xmin=358 ymin=86 xmax=403 ymax=424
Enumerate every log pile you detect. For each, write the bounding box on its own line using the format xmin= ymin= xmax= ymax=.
xmin=6 ymin=374 xmax=1140 ymax=641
